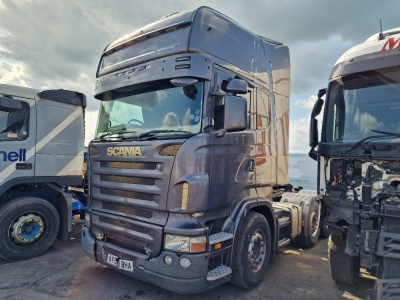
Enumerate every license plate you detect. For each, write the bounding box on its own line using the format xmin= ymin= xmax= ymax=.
xmin=106 ymin=254 xmax=134 ymax=272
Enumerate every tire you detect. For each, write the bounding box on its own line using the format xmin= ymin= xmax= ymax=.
xmin=294 ymin=200 xmax=320 ymax=248
xmin=0 ymin=197 xmax=59 ymax=261
xmin=231 ymin=212 xmax=271 ymax=288
xmin=319 ymin=223 xmax=330 ymax=239
xmin=328 ymin=234 xmax=360 ymax=285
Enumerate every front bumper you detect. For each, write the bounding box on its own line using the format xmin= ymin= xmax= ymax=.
xmin=81 ymin=225 xmax=230 ymax=294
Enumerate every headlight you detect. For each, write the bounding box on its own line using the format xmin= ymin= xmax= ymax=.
xmin=164 ymin=234 xmax=207 ymax=253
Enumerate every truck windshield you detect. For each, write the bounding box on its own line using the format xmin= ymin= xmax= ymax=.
xmin=324 ymin=67 xmax=400 ymax=143
xmin=95 ymin=80 xmax=203 ymax=139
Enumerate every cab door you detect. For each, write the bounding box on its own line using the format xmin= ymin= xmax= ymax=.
xmin=35 ymin=97 xmax=84 ymax=179
xmin=0 ymin=95 xmax=36 ymax=188
xmin=209 ymin=67 xmax=257 ymax=210
xmin=254 ymin=87 xmax=277 ymax=186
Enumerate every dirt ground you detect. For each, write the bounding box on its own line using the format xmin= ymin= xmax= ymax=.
xmin=0 ymin=220 xmax=376 ymax=300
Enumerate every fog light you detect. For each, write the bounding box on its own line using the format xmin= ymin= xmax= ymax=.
xmin=179 ymin=258 xmax=191 ymax=268
xmin=164 ymin=255 xmax=172 ymax=265
xmin=85 ymin=213 xmax=90 ymax=223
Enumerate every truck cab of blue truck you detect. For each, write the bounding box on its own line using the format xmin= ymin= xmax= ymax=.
xmin=0 ymin=84 xmax=85 ymax=261
xmin=82 ymin=7 xmax=322 ymax=294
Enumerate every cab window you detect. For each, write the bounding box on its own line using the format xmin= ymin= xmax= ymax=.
xmin=0 ymin=102 xmax=29 ymax=141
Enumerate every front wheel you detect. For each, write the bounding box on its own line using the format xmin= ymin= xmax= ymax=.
xmin=328 ymin=234 xmax=360 ymax=285
xmin=231 ymin=212 xmax=271 ymax=288
xmin=0 ymin=197 xmax=59 ymax=261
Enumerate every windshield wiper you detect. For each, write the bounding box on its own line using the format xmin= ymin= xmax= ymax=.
xmin=341 ymin=130 xmax=400 ymax=154
xmin=138 ymin=129 xmax=192 ymax=139
xmin=370 ymin=129 xmax=400 ymax=138
xmin=99 ymin=130 xmax=137 ymax=139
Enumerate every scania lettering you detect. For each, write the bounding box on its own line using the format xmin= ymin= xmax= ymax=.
xmin=106 ymin=146 xmax=142 ymax=156
xmin=0 ymin=149 xmax=26 ymax=162
xmin=0 ymin=83 xmax=86 ymax=261
xmin=82 ymin=7 xmax=323 ymax=294
xmin=309 ymin=27 xmax=400 ymax=300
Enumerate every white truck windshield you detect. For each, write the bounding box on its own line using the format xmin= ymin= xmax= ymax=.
xmin=95 ymin=80 xmax=203 ymax=139
xmin=325 ymin=67 xmax=400 ymax=143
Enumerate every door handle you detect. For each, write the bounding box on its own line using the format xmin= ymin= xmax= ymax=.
xmin=248 ymin=159 xmax=255 ymax=172
xmin=16 ymin=163 xmax=32 ymax=170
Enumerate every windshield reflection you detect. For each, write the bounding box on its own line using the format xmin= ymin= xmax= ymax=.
xmin=95 ymin=80 xmax=203 ymax=139
xmin=325 ymin=67 xmax=400 ymax=143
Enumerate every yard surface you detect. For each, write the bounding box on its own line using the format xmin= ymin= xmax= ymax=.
xmin=0 ymin=220 xmax=375 ymax=300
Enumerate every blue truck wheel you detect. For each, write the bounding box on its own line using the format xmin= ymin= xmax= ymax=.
xmin=0 ymin=197 xmax=60 ymax=261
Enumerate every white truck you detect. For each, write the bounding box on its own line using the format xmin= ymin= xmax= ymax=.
xmin=0 ymin=83 xmax=86 ymax=261
xmin=309 ymin=27 xmax=400 ymax=299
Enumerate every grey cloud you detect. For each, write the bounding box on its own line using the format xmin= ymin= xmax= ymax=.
xmin=0 ymin=0 xmax=110 ymax=81
xmin=0 ymin=0 xmax=398 ymax=146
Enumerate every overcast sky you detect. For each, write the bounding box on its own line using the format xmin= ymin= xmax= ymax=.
xmin=0 ymin=0 xmax=398 ymax=152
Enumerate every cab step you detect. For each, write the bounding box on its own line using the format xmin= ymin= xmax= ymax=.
xmin=209 ymin=232 xmax=233 ymax=244
xmin=278 ymin=216 xmax=291 ymax=229
xmin=278 ymin=237 xmax=291 ymax=248
xmin=207 ymin=265 xmax=232 ymax=281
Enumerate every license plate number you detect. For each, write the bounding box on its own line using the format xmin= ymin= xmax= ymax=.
xmin=106 ymin=254 xmax=133 ymax=272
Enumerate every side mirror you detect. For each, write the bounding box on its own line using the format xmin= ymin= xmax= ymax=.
xmin=224 ymin=95 xmax=247 ymax=132
xmin=309 ymin=89 xmax=326 ymax=160
xmin=309 ymin=118 xmax=318 ymax=148
xmin=226 ymin=79 xmax=248 ymax=95
xmin=311 ymin=89 xmax=325 ymax=118
xmin=0 ymin=97 xmax=22 ymax=112
xmin=309 ymin=117 xmax=319 ymax=161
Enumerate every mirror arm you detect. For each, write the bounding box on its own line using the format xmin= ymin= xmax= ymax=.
xmin=214 ymin=129 xmax=227 ymax=137
xmin=309 ymin=148 xmax=318 ymax=161
xmin=210 ymin=91 xmax=226 ymax=96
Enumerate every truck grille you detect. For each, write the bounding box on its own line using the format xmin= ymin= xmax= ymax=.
xmin=100 ymin=174 xmax=155 ymax=185
xmin=378 ymin=198 xmax=400 ymax=279
xmin=102 ymin=202 xmax=153 ymax=219
xmin=99 ymin=188 xmax=154 ymax=201
xmin=89 ymin=142 xmax=178 ymax=257
xmin=100 ymin=161 xmax=156 ymax=169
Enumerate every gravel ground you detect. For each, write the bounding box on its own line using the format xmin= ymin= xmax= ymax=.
xmin=0 ymin=220 xmax=375 ymax=300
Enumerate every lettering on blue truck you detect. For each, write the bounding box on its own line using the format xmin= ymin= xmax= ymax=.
xmin=0 ymin=149 xmax=27 ymax=162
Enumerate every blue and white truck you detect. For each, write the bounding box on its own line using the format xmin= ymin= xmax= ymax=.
xmin=0 ymin=83 xmax=86 ymax=261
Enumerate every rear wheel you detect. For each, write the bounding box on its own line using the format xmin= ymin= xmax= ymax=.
xmin=328 ymin=234 xmax=360 ymax=285
xmin=0 ymin=197 xmax=59 ymax=261
xmin=231 ymin=212 xmax=271 ymax=288
xmin=319 ymin=222 xmax=330 ymax=239
xmin=294 ymin=200 xmax=320 ymax=248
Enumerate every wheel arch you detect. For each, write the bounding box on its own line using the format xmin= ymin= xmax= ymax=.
xmin=229 ymin=198 xmax=278 ymax=258
xmin=250 ymin=200 xmax=278 ymax=253
xmin=230 ymin=205 xmax=275 ymax=288
xmin=0 ymin=182 xmax=72 ymax=241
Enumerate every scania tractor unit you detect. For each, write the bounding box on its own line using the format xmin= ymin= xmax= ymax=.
xmin=309 ymin=28 xmax=400 ymax=299
xmin=82 ymin=7 xmax=322 ymax=294
xmin=0 ymin=83 xmax=86 ymax=261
